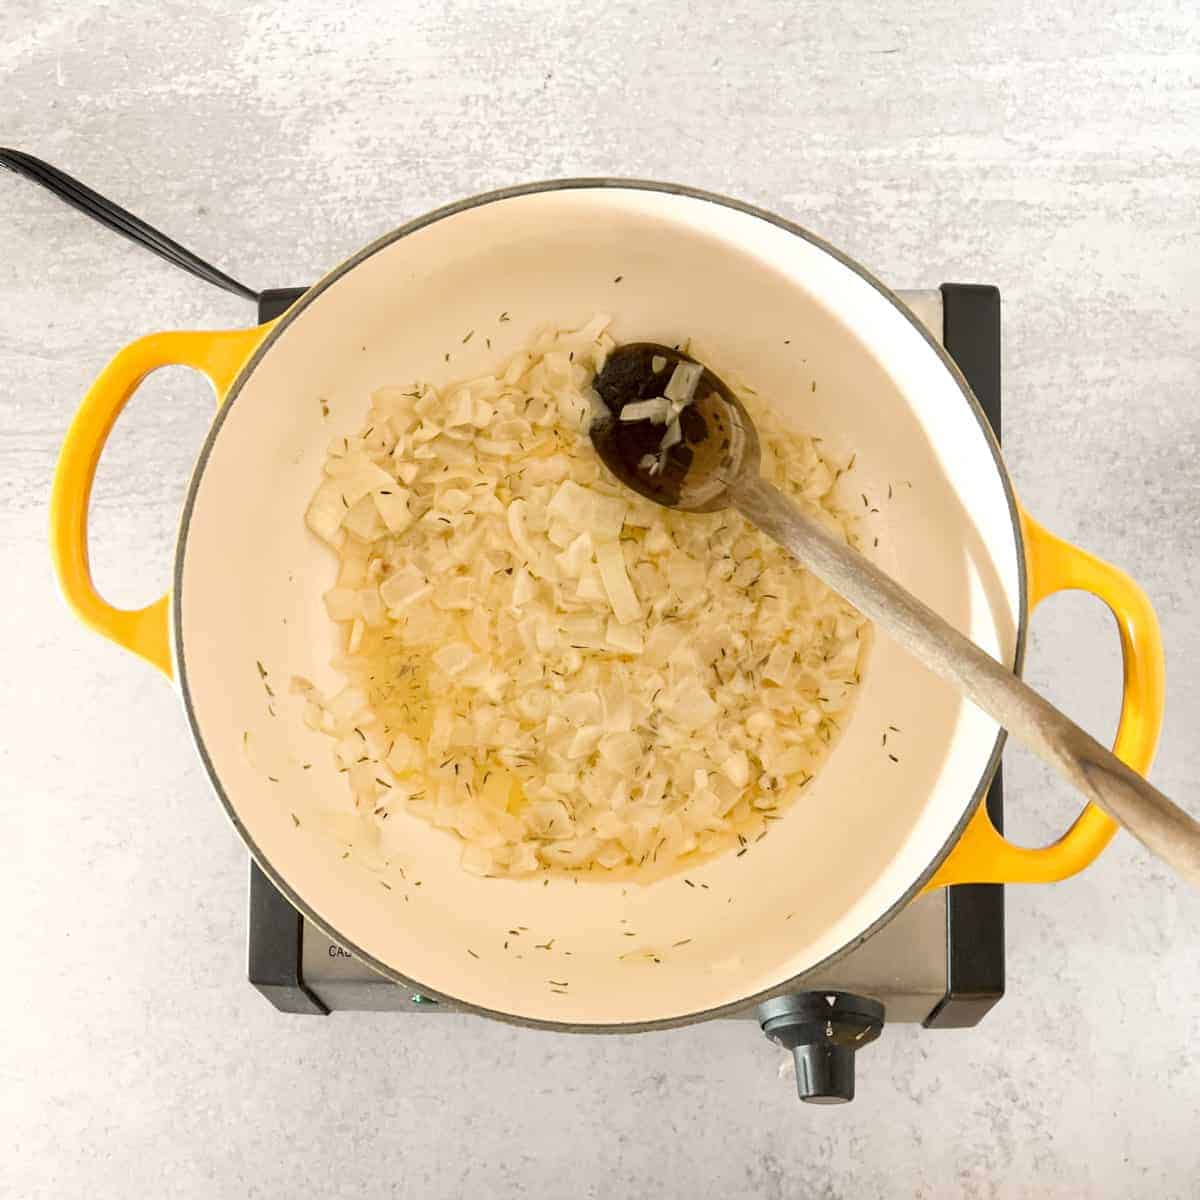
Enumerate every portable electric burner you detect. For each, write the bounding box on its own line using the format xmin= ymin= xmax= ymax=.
xmin=246 ymin=284 xmax=1006 ymax=1105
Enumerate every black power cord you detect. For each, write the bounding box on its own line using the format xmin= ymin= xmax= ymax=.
xmin=1 ymin=146 xmax=260 ymax=304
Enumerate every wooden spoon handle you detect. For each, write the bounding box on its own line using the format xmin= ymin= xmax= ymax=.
xmin=734 ymin=475 xmax=1200 ymax=888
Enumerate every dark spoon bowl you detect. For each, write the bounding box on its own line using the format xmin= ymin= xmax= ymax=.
xmin=589 ymin=342 xmax=760 ymax=513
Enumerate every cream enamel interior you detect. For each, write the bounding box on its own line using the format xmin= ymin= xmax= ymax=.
xmin=177 ymin=185 xmax=1021 ymax=1026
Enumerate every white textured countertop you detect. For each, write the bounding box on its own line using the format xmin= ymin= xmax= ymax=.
xmin=4 ymin=3 xmax=1199 ymax=1196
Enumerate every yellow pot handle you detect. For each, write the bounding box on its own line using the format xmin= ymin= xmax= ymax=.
xmin=925 ymin=506 xmax=1165 ymax=888
xmin=50 ymin=324 xmax=274 ymax=678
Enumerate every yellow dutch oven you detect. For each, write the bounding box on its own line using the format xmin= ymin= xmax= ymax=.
xmin=50 ymin=181 xmax=1164 ymax=1029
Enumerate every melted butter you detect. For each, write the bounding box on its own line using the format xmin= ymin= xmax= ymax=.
xmin=352 ymin=623 xmax=534 ymax=814
xmin=353 ymin=627 xmax=433 ymax=741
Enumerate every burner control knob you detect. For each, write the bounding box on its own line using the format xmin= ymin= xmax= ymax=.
xmin=757 ymin=992 xmax=885 ymax=1104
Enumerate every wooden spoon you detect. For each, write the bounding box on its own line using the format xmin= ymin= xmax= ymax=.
xmin=590 ymin=342 xmax=1200 ymax=888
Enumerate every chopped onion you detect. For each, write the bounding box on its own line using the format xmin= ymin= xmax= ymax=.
xmin=664 ymin=360 xmax=703 ymax=404
xmin=763 ymin=644 xmax=794 ymax=685
xmin=303 ymin=315 xmax=869 ymax=879
xmin=566 ymin=725 xmax=603 ymax=759
xmin=605 ymin=620 xmax=644 ymax=654
xmin=556 ymin=531 xmax=594 ymax=578
xmin=721 ymin=750 xmax=751 ymax=788
xmin=506 ymin=498 xmax=536 ymax=560
xmin=664 ymin=684 xmax=720 ymax=730
xmin=379 ymin=567 xmax=426 ymax=609
xmin=547 ymin=480 xmax=626 ymax=541
xmin=358 ymin=587 xmax=385 ymax=626
xmin=511 ymin=566 xmax=537 ymax=608
xmin=598 ymin=731 xmax=641 ymax=770
xmin=305 ymin=480 xmax=349 ymax=544
xmin=432 ymin=642 xmax=474 ymax=677
xmin=620 ymin=398 xmax=672 ymax=424
xmin=595 ymin=540 xmax=640 ymax=625
xmin=372 ymin=488 xmax=412 ymax=533
xmin=324 ymin=587 xmax=358 ymax=622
